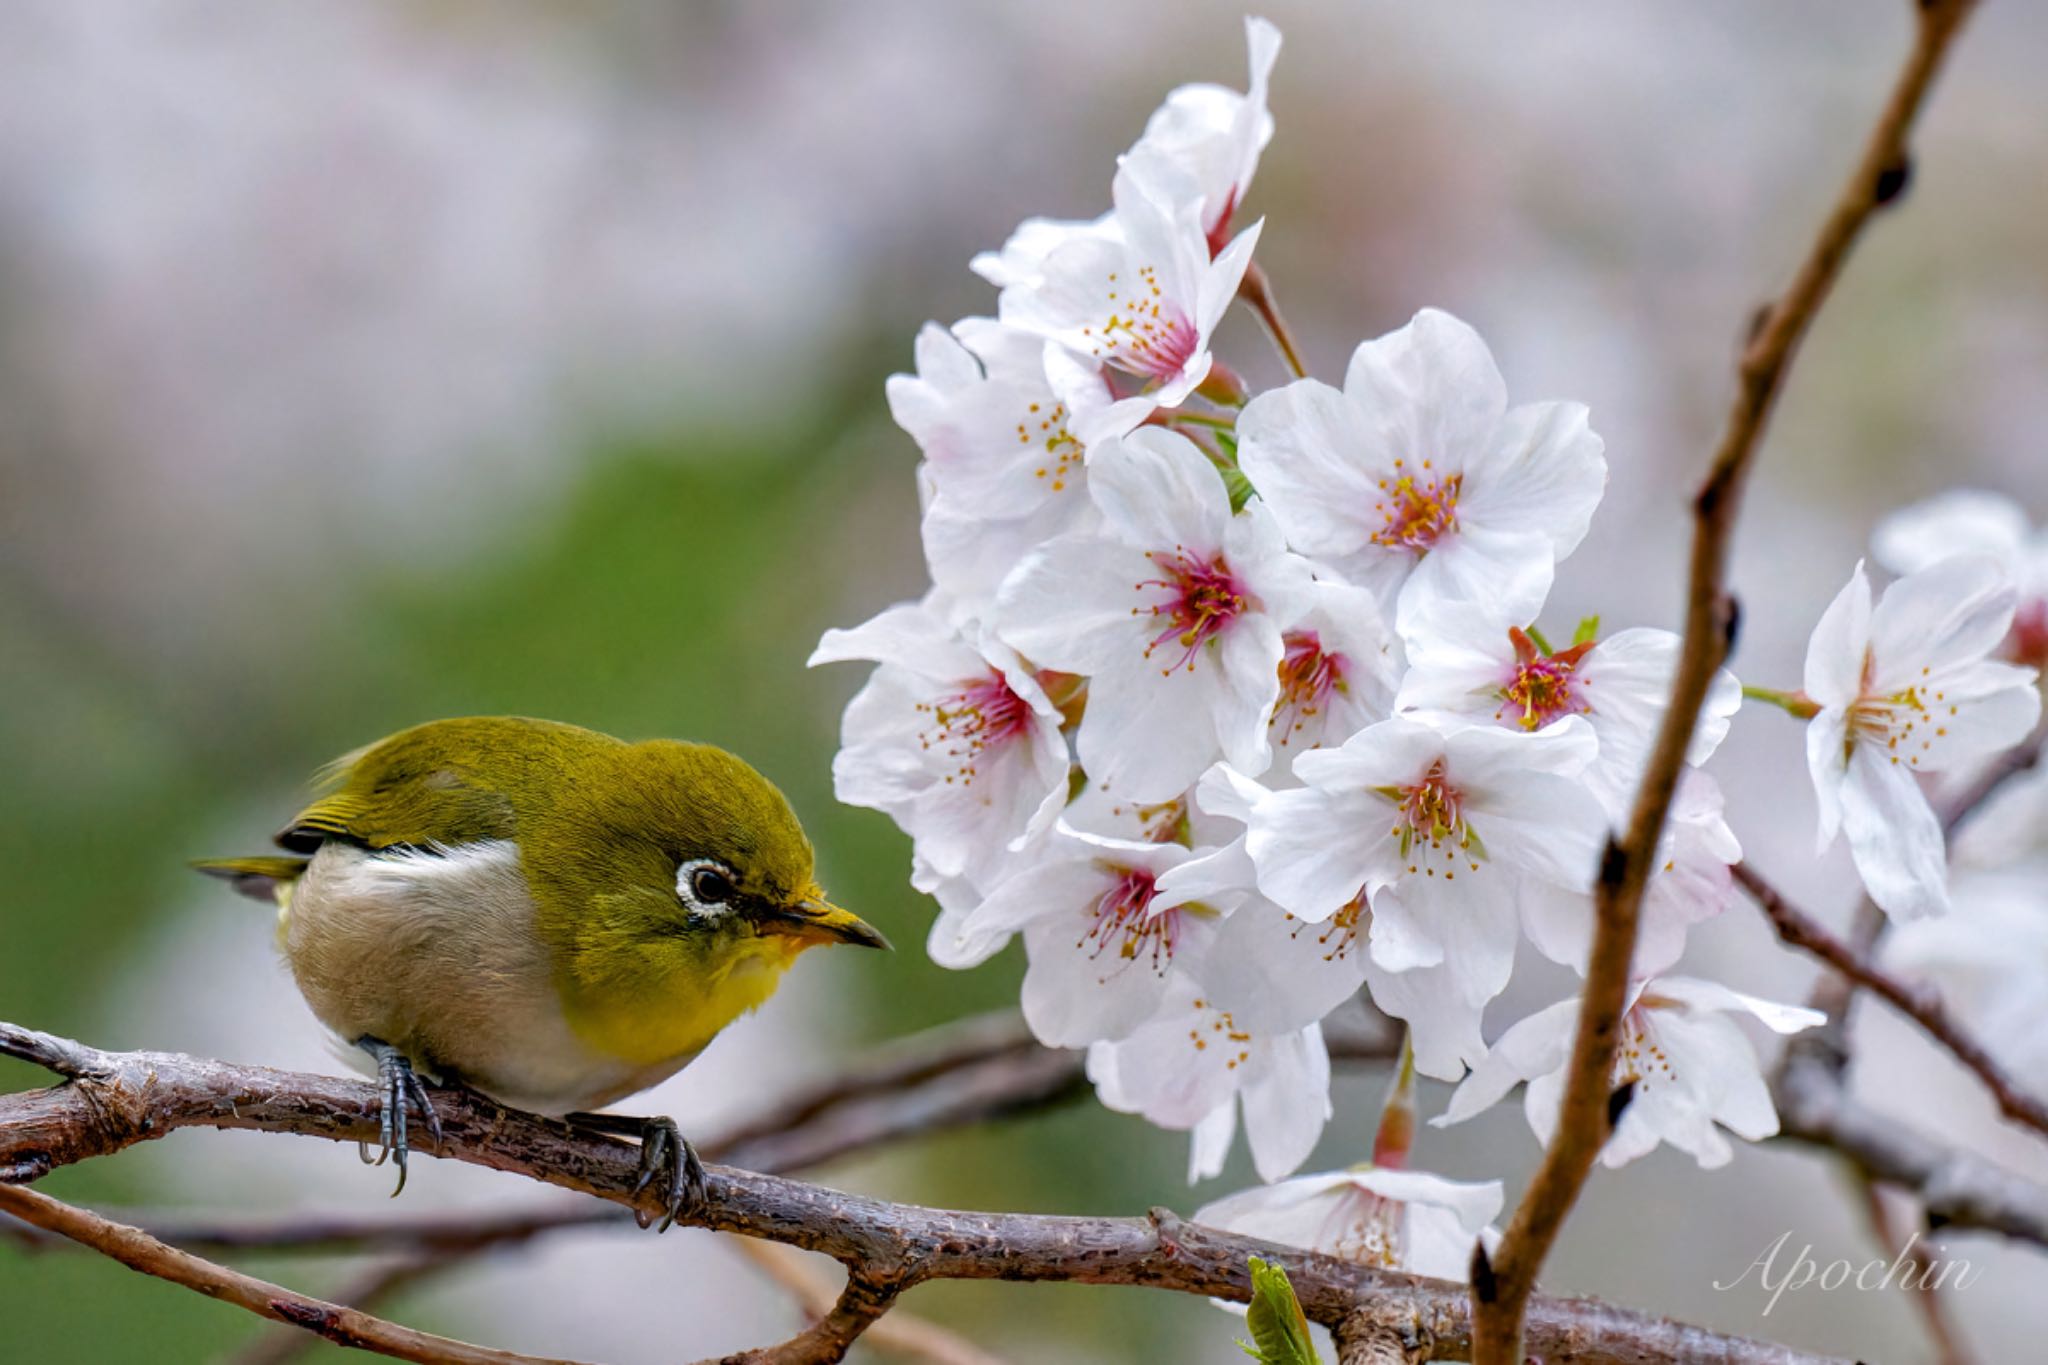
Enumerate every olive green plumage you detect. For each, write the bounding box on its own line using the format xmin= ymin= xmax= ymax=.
xmin=196 ymin=716 xmax=885 ymax=1122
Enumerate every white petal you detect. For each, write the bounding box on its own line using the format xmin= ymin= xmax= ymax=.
xmin=1394 ymin=523 xmax=1555 ymax=639
xmin=1868 ymin=554 xmax=2016 ymax=691
xmin=1873 ymin=489 xmax=2029 ymax=578
xmin=1803 ymin=563 xmax=1873 ymax=707
xmin=993 ymin=534 xmax=1156 ymax=673
xmin=1805 ymin=708 xmax=1851 ymax=850
xmin=1346 ymin=1168 xmax=1505 ymax=1236
xmin=1840 ymin=743 xmax=1950 ymax=919
xmin=1435 ymin=998 xmax=1578 ymax=1126
xmin=1241 ymin=1025 xmax=1332 ymax=1182
xmin=809 ymin=600 xmax=982 ymax=678
xmin=1088 ymin=428 xmax=1232 ymax=554
xmin=1342 ymin=309 xmax=1507 ymax=472
xmin=1246 ymin=785 xmax=1389 ymax=921
xmin=1194 ymin=1171 xmax=1357 ymax=1247
xmin=1649 ymin=976 xmax=1827 ymax=1035
xmin=1459 ymin=400 xmax=1606 ymax=560
xmin=1187 ymin=1100 xmax=1239 ymax=1183
xmin=1211 ymin=612 xmax=1284 ymax=777
xmin=1195 ymin=900 xmax=1369 ymax=1033
xmin=1361 ymin=956 xmax=1488 ymax=1080
xmin=1076 ymin=650 xmax=1230 ymax=803
xmin=1237 ymin=378 xmax=1385 ymax=560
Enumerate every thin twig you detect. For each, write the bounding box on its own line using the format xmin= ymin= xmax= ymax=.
xmin=1237 ymin=260 xmax=1310 ymax=379
xmin=1734 ymin=861 xmax=2048 ymax=1140
xmin=0 ymin=1184 xmax=579 ymax=1365
xmin=1774 ymin=1048 xmax=2048 ymax=1248
xmin=229 ymin=1251 xmax=470 ymax=1365
xmin=1853 ymin=1176 xmax=1973 ymax=1365
xmin=1475 ymin=5 xmax=1980 ymax=1360
xmin=731 ymin=1239 xmax=1007 ymax=1365
xmin=0 ymin=1023 xmax=1847 ymax=1365
xmin=708 ymin=1269 xmax=904 ymax=1365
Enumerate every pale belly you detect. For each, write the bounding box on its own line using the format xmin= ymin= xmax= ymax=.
xmin=280 ymin=841 xmax=698 ymax=1114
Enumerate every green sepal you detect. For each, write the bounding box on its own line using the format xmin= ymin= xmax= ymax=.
xmin=1237 ymin=1256 xmax=1322 ymax=1365
xmin=1572 ymin=614 xmax=1602 ymax=647
xmin=1524 ymin=624 xmax=1555 ymax=656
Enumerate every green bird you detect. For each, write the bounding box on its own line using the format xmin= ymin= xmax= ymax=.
xmin=196 ymin=716 xmax=887 ymax=1226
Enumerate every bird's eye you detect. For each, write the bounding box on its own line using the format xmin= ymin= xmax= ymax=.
xmin=688 ymin=865 xmax=735 ymax=907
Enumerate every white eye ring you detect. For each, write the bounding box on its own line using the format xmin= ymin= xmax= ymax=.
xmin=676 ymin=858 xmax=737 ymax=916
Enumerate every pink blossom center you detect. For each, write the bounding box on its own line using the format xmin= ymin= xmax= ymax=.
xmin=1316 ymin=1186 xmax=1405 ymax=1268
xmin=2009 ymin=599 xmax=2048 ymax=669
xmin=1384 ymin=760 xmax=1481 ymax=880
xmin=915 ymin=670 xmax=1032 ymax=787
xmin=1137 ymin=548 xmax=1248 ymax=674
xmin=1369 ymin=459 xmax=1460 ymax=554
xmin=1082 ymin=264 xmax=1198 ymax=381
xmin=1079 ymin=866 xmax=1181 ymax=976
xmin=1272 ymin=629 xmax=1349 ymax=745
xmin=1495 ymin=627 xmax=1595 ymax=731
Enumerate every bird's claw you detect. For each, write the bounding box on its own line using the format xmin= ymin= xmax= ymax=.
xmin=629 ymin=1116 xmax=705 ymax=1232
xmin=354 ymin=1037 xmax=439 ymax=1196
xmin=569 ymin=1110 xmax=705 ymax=1231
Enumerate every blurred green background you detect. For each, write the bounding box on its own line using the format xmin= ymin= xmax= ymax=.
xmin=5 ymin=1 xmax=2047 ymax=1361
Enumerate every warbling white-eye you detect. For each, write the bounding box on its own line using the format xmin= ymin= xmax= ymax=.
xmin=196 ymin=716 xmax=888 ymax=1226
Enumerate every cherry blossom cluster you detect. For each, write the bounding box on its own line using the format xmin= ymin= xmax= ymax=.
xmin=812 ymin=18 xmax=2043 ymax=1277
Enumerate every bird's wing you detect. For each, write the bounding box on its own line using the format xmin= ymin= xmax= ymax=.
xmin=274 ymin=718 xmax=575 ymax=853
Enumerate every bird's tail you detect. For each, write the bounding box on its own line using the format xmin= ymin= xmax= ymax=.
xmin=192 ymin=856 xmax=310 ymax=907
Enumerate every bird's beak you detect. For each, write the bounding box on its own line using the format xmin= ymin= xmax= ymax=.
xmin=759 ymin=895 xmax=891 ymax=951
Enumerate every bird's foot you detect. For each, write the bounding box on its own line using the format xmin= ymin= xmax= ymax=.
xmin=353 ymin=1037 xmax=442 ymax=1197
xmin=567 ymin=1111 xmax=706 ymax=1232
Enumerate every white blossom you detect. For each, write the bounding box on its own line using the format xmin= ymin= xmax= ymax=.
xmin=1804 ymin=557 xmax=2040 ymax=920
xmin=1161 ymin=765 xmax=1373 ymax=1035
xmin=998 ymin=162 xmax=1260 ymax=412
xmin=1397 ymin=609 xmax=1739 ymax=811
xmin=1086 ymin=976 xmax=1330 ymax=1183
xmin=1121 ymin=16 xmax=1282 ymax=250
xmin=1885 ymin=873 xmax=2048 ymax=1092
xmin=1237 ymin=308 xmax=1606 ymax=635
xmin=1873 ymin=488 xmax=2048 ymax=666
xmin=1269 ymin=579 xmax=1401 ymax=757
xmin=1520 ymin=771 xmax=1742 ymax=980
xmin=1436 ymin=976 xmax=1823 ymax=1168
xmin=996 ymin=428 xmax=1314 ymax=802
xmin=1194 ymin=1166 xmax=1500 ymax=1279
xmin=810 ymin=600 xmax=1070 ymax=895
xmin=887 ymin=319 xmax=1142 ymax=605
xmin=1243 ymin=715 xmax=1606 ymax=1073
xmin=958 ymin=825 xmax=1227 ymax=1048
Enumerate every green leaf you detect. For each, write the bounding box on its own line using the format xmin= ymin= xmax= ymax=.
xmin=1572 ymin=614 xmax=1601 ymax=646
xmin=1223 ymin=464 xmax=1259 ymax=514
xmin=1237 ymin=1257 xmax=1322 ymax=1365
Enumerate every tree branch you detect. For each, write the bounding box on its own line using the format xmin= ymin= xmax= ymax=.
xmin=0 ymin=1023 xmax=1849 ymax=1365
xmin=1773 ymin=1048 xmax=2048 ymax=1248
xmin=1474 ymin=4 xmax=1981 ymax=1359
xmin=1734 ymin=861 xmax=2048 ymax=1140
xmin=0 ymin=1183 xmax=580 ymax=1365
xmin=229 ymin=1252 xmax=471 ymax=1365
